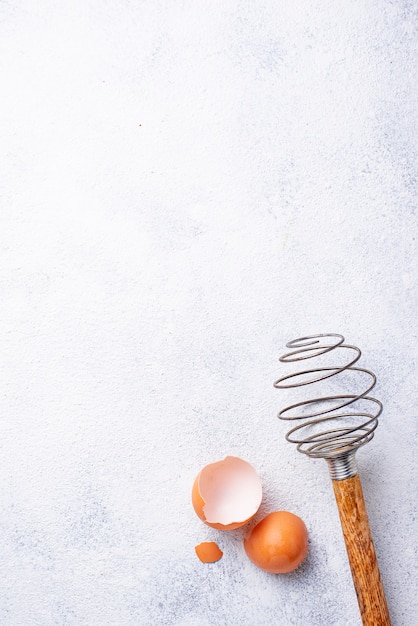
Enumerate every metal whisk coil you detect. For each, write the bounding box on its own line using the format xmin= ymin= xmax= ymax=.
xmin=273 ymin=334 xmax=382 ymax=460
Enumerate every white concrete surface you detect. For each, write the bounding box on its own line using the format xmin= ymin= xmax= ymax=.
xmin=0 ymin=1 xmax=417 ymax=625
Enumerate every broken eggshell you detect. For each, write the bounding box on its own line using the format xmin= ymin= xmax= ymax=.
xmin=192 ymin=456 xmax=263 ymax=530
xmin=195 ymin=541 xmax=223 ymax=563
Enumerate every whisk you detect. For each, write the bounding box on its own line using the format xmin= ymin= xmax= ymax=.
xmin=274 ymin=334 xmax=391 ymax=626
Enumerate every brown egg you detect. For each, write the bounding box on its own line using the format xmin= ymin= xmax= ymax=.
xmin=244 ymin=511 xmax=308 ymax=573
xmin=192 ymin=456 xmax=263 ymax=530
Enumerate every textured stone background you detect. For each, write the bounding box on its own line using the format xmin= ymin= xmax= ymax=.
xmin=0 ymin=1 xmax=417 ymax=625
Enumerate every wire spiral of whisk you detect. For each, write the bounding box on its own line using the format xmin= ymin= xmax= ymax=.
xmin=274 ymin=334 xmax=382 ymax=460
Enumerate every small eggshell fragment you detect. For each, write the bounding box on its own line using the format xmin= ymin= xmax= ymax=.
xmin=195 ymin=541 xmax=223 ymax=563
xmin=244 ymin=510 xmax=308 ymax=574
xmin=192 ymin=456 xmax=262 ymax=530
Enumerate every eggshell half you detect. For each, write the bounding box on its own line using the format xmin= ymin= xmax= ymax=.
xmin=192 ymin=456 xmax=263 ymax=530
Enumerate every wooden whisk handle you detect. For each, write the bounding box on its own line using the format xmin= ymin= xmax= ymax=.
xmin=332 ymin=474 xmax=391 ymax=626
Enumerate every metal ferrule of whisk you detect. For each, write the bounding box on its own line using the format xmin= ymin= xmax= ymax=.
xmin=327 ymin=450 xmax=358 ymax=481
